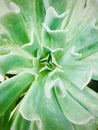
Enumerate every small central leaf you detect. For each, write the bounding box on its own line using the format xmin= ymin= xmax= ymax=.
xmin=40 ymin=53 xmax=56 ymax=70
xmin=36 ymin=47 xmax=62 ymax=73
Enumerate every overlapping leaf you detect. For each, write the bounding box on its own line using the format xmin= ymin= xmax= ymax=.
xmin=19 ymin=76 xmax=74 ymax=130
xmin=0 ymin=72 xmax=34 ymax=116
xmin=0 ymin=0 xmax=98 ymax=130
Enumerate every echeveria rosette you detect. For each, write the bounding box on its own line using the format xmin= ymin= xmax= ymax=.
xmin=0 ymin=0 xmax=98 ymax=130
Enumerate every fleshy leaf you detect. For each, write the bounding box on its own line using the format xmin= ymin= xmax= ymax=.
xmin=0 ymin=53 xmax=33 ymax=74
xmin=81 ymin=53 xmax=98 ymax=80
xmin=55 ymin=85 xmax=94 ymax=124
xmin=0 ymin=12 xmax=30 ymax=46
xmin=65 ymin=0 xmax=98 ymax=42
xmin=0 ymin=25 xmax=14 ymax=47
xmin=73 ymin=119 xmax=98 ymax=130
xmin=5 ymin=0 xmax=46 ymax=43
xmin=0 ymin=72 xmax=34 ymax=116
xmin=42 ymin=24 xmax=67 ymax=48
xmin=43 ymin=0 xmax=68 ymax=14
xmin=0 ymin=0 xmax=98 ymax=129
xmin=0 ymin=46 xmax=11 ymax=55
xmin=0 ymin=109 xmax=11 ymax=130
xmin=63 ymin=64 xmax=92 ymax=89
xmin=9 ymin=107 xmax=31 ymax=130
xmin=22 ymin=33 xmax=40 ymax=57
xmin=42 ymin=7 xmax=68 ymax=48
xmin=69 ymin=20 xmax=98 ymax=58
xmin=20 ymin=76 xmax=74 ymax=130
xmin=64 ymin=80 xmax=98 ymax=117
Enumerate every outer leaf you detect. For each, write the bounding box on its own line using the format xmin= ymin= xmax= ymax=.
xmin=0 ymin=0 xmax=98 ymax=130
xmin=62 ymin=64 xmax=92 ymax=89
xmin=0 ymin=72 xmax=34 ymax=116
xmin=64 ymin=80 xmax=98 ymax=117
xmin=43 ymin=0 xmax=68 ymax=14
xmin=81 ymin=53 xmax=98 ymax=80
xmin=0 ymin=109 xmax=11 ymax=130
xmin=65 ymin=0 xmax=98 ymax=42
xmin=0 ymin=25 xmax=14 ymax=47
xmin=73 ymin=120 xmax=98 ymax=130
xmin=55 ymin=87 xmax=94 ymax=124
xmin=9 ymin=107 xmax=31 ymax=130
xmin=0 ymin=46 xmax=11 ymax=55
xmin=69 ymin=20 xmax=98 ymax=58
xmin=0 ymin=53 xmax=33 ymax=74
xmin=42 ymin=7 xmax=67 ymax=48
xmin=7 ymin=0 xmax=46 ymax=43
xmin=0 ymin=12 xmax=30 ymax=46
xmin=20 ymin=76 xmax=74 ymax=130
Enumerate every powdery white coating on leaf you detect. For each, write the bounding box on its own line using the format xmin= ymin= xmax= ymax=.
xmin=0 ymin=0 xmax=98 ymax=130
xmin=44 ymin=78 xmax=66 ymax=98
xmin=10 ymin=2 xmax=20 ymax=13
xmin=71 ymin=46 xmax=82 ymax=57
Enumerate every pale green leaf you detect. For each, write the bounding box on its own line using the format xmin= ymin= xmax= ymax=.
xmin=62 ymin=64 xmax=92 ymax=89
xmin=0 ymin=72 xmax=34 ymax=116
xmin=55 ymin=87 xmax=94 ymax=124
xmin=0 ymin=53 xmax=33 ymax=74
xmin=20 ymin=76 xmax=74 ymax=130
xmin=0 ymin=12 xmax=30 ymax=46
xmin=64 ymin=80 xmax=98 ymax=117
xmin=7 ymin=0 xmax=46 ymax=43
xmin=42 ymin=7 xmax=67 ymax=48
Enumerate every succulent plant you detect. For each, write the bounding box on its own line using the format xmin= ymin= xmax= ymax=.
xmin=0 ymin=0 xmax=98 ymax=130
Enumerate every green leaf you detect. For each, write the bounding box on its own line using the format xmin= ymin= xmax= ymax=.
xmin=81 ymin=53 xmax=98 ymax=80
xmin=0 ymin=109 xmax=11 ymax=130
xmin=9 ymin=107 xmax=31 ymax=130
xmin=43 ymin=0 xmax=68 ymax=14
xmin=55 ymin=86 xmax=94 ymax=124
xmin=0 ymin=0 xmax=98 ymax=129
xmin=8 ymin=0 xmax=46 ymax=43
xmin=65 ymin=0 xmax=98 ymax=42
xmin=0 ymin=53 xmax=33 ymax=74
xmin=62 ymin=64 xmax=92 ymax=89
xmin=0 ymin=12 xmax=30 ymax=46
xmin=0 ymin=26 xmax=14 ymax=47
xmin=20 ymin=76 xmax=74 ymax=130
xmin=42 ymin=7 xmax=67 ymax=48
xmin=0 ymin=72 xmax=34 ymax=116
xmin=0 ymin=46 xmax=11 ymax=55
xmin=73 ymin=120 xmax=98 ymax=130
xmin=64 ymin=80 xmax=98 ymax=117
xmin=69 ymin=21 xmax=98 ymax=58
xmin=22 ymin=34 xmax=40 ymax=57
